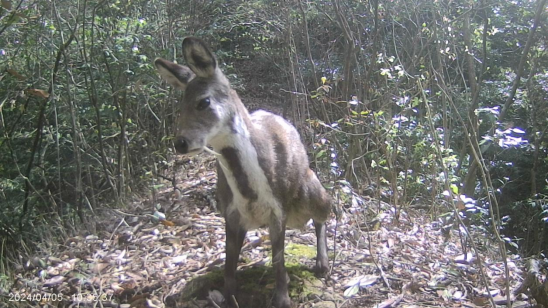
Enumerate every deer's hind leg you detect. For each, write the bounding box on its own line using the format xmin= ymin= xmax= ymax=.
xmin=313 ymin=220 xmax=329 ymax=276
xmin=269 ymin=216 xmax=291 ymax=308
xmin=305 ymin=171 xmax=331 ymax=277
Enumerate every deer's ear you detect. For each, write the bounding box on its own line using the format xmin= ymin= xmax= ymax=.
xmin=154 ymin=58 xmax=195 ymax=90
xmin=182 ymin=37 xmax=217 ymax=78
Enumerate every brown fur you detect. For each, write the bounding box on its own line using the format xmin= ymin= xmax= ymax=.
xmin=154 ymin=37 xmax=330 ymax=308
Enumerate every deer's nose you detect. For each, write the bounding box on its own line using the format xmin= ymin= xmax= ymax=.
xmin=174 ymin=137 xmax=189 ymax=154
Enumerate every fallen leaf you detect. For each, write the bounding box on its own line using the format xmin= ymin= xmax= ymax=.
xmin=171 ymin=255 xmax=187 ymax=264
xmin=7 ymin=68 xmax=25 ymax=80
xmin=493 ymin=294 xmax=512 ymax=304
xmin=343 ymin=284 xmax=359 ymax=298
xmin=455 ymin=252 xmax=475 ymax=264
xmin=85 ymin=235 xmax=99 ymax=241
xmin=27 ymin=89 xmax=50 ymax=98
xmin=208 ymin=289 xmax=224 ymax=306
xmin=153 ymin=211 xmax=166 ymax=220
xmin=345 ymin=274 xmax=379 ymax=288
xmin=147 ymin=298 xmax=164 ymax=308
xmin=472 ymin=296 xmax=490 ymax=306
xmin=43 ymin=276 xmax=65 ymax=287
xmin=92 ymin=262 xmax=109 ymax=273
xmin=1 ymin=0 xmax=11 ymax=10
xmin=48 ymin=256 xmax=62 ymax=265
xmin=453 ymin=290 xmax=463 ymax=300
xmin=161 ymin=220 xmax=175 ymax=227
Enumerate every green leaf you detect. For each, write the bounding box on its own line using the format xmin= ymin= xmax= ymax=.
xmin=344 ymin=285 xmax=359 ymax=298
xmin=315 ymin=149 xmax=326 ymax=159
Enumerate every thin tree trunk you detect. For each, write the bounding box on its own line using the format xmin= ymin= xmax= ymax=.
xmin=81 ymin=0 xmax=119 ymax=202
xmin=19 ymin=31 xmax=75 ymax=230
xmin=499 ymin=0 xmax=548 ymax=122
xmin=298 ymin=0 xmax=318 ymax=90
xmin=462 ymin=4 xmax=489 ymax=197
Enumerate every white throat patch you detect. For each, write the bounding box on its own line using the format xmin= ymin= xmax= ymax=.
xmin=210 ymin=115 xmax=281 ymax=229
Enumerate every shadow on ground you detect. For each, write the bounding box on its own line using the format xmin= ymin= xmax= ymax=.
xmin=169 ymin=265 xmax=327 ymax=307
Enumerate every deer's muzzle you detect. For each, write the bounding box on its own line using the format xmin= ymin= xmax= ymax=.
xmin=174 ymin=137 xmax=189 ymax=154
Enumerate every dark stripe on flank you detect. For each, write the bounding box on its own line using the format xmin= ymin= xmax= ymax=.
xmin=272 ymin=134 xmax=288 ymax=183
xmin=220 ymin=147 xmax=258 ymax=201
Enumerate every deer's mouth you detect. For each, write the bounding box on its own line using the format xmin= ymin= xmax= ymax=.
xmin=174 ymin=136 xmax=207 ymax=156
xmin=187 ymin=147 xmax=204 ymax=156
xmin=175 ymin=147 xmax=204 ymax=156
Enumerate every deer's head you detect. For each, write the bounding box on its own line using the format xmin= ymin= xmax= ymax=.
xmin=154 ymin=37 xmax=236 ymax=155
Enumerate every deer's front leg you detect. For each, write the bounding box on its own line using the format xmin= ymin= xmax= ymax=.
xmin=224 ymin=216 xmax=246 ymax=307
xmin=313 ymin=220 xmax=329 ymax=277
xmin=269 ymin=216 xmax=291 ymax=308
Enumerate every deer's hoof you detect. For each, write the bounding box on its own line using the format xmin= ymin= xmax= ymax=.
xmin=273 ymin=294 xmax=292 ymax=308
xmin=314 ymin=262 xmax=329 ymax=278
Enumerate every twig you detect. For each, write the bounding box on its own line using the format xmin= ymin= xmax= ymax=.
xmin=109 ymin=218 xmax=127 ymax=242
xmin=231 ymin=295 xmax=240 ymax=308
xmin=0 ymin=0 xmax=25 ymax=37
xmin=419 ymin=80 xmax=497 ymax=308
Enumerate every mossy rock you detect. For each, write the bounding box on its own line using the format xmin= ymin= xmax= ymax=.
xmin=179 ymin=264 xmax=325 ymax=307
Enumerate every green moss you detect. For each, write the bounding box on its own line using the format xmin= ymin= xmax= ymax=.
xmin=285 ymin=243 xmax=317 ymax=259
xmin=263 ymin=243 xmax=317 ymax=266
xmin=180 ymin=270 xmax=225 ymax=301
xmin=178 ymin=242 xmax=326 ymax=305
xmin=179 ymin=264 xmax=325 ymax=306
xmin=286 ymin=264 xmax=324 ymax=299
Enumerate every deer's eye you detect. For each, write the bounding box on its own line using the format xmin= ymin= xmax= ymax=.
xmin=197 ymin=98 xmax=210 ymax=111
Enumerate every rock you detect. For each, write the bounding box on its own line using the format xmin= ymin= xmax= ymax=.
xmin=321 ymin=291 xmax=344 ymax=301
xmin=313 ymin=301 xmax=336 ymax=308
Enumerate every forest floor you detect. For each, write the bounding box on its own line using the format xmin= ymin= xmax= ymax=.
xmin=5 ymin=156 xmax=531 ymax=308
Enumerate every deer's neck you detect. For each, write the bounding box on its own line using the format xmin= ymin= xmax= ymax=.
xmin=208 ymin=99 xmax=271 ymax=203
xmin=208 ymin=96 xmax=282 ymax=228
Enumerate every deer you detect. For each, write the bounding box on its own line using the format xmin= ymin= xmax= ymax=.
xmin=154 ymin=37 xmax=331 ymax=308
